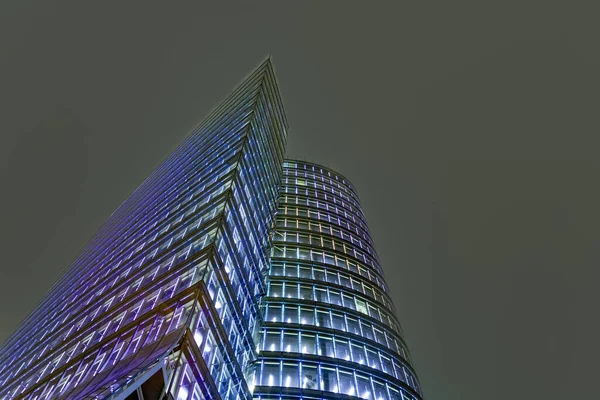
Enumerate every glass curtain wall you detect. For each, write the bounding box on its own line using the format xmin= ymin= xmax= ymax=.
xmin=251 ymin=161 xmax=423 ymax=400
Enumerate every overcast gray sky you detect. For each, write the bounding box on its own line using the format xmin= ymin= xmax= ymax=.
xmin=1 ymin=1 xmax=599 ymax=399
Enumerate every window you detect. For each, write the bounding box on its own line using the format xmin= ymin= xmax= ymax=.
xmin=331 ymin=312 xmax=346 ymax=331
xmin=373 ymin=380 xmax=388 ymax=400
xmin=347 ymin=317 xmax=361 ymax=335
xmin=284 ymin=263 xmax=297 ymax=277
xmin=343 ymin=294 xmax=356 ymax=310
xmin=339 ymin=274 xmax=352 ymax=288
xmin=283 ymin=305 xmax=298 ymax=324
xmin=300 ymin=307 xmax=314 ymax=325
xmin=326 ymin=271 xmax=339 ymax=284
xmin=321 ymin=366 xmax=338 ymax=392
xmin=313 ymin=268 xmax=325 ymax=281
xmin=339 ymin=370 xmax=356 ymax=397
xmin=262 ymin=362 xmax=280 ymax=386
xmin=315 ymin=288 xmax=328 ymax=302
xmin=270 ymin=264 xmax=283 ymax=276
xmin=356 ymin=299 xmax=368 ymax=315
xmin=298 ymin=248 xmax=310 ymax=260
xmin=269 ymin=283 xmax=283 ymax=297
xmin=267 ymin=305 xmax=282 ymax=322
xmin=317 ymin=334 xmax=335 ymax=357
xmin=381 ymin=355 xmax=393 ymax=375
xmin=282 ymin=362 xmax=299 ymax=388
xmin=329 ymin=290 xmax=342 ymax=306
xmin=367 ymin=349 xmax=381 ymax=369
xmin=352 ymin=343 xmax=366 ymax=364
xmin=388 ymin=387 xmax=403 ymax=400
xmin=283 ymin=332 xmax=298 ymax=353
xmin=335 ymin=338 xmax=351 ymax=361
xmin=356 ymin=374 xmax=372 ymax=399
xmin=316 ymin=310 xmax=331 ymax=328
xmin=299 ymin=266 xmax=312 ymax=279
xmin=299 ymin=285 xmax=312 ymax=300
xmin=368 ymin=304 xmax=380 ymax=321
xmin=361 ymin=322 xmax=374 ymax=340
xmin=302 ymin=364 xmax=318 ymax=390
xmin=300 ymin=333 xmax=316 ymax=354
xmin=264 ymin=331 xmax=280 ymax=352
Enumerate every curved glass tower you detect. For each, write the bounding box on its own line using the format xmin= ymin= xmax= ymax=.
xmin=251 ymin=161 xmax=423 ymax=400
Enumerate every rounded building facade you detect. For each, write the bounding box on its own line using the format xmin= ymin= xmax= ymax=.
xmin=251 ymin=161 xmax=423 ymax=400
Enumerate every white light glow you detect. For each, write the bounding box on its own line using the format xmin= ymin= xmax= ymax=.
xmin=177 ymin=387 xmax=188 ymax=400
xmin=285 ymin=375 xmax=291 ymax=387
xmin=268 ymin=374 xmax=274 ymax=386
xmin=193 ymin=330 xmax=203 ymax=345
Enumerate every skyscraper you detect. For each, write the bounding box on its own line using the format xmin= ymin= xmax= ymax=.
xmin=250 ymin=161 xmax=422 ymax=400
xmin=0 ymin=60 xmax=423 ymax=400
xmin=0 ymin=59 xmax=287 ymax=400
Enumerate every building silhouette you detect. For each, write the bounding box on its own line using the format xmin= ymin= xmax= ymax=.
xmin=0 ymin=60 xmax=423 ymax=400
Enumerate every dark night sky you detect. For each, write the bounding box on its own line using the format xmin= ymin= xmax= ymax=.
xmin=1 ymin=1 xmax=599 ymax=399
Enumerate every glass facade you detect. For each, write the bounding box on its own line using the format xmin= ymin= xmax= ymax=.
xmin=250 ymin=161 xmax=423 ymax=400
xmin=0 ymin=59 xmax=287 ymax=400
xmin=0 ymin=62 xmax=424 ymax=400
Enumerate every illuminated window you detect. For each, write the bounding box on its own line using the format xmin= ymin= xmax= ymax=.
xmin=282 ymin=362 xmax=299 ymax=387
xmin=299 ymin=266 xmax=312 ymax=279
xmin=373 ymin=380 xmax=388 ymax=400
xmin=352 ymin=343 xmax=366 ymax=364
xmin=283 ymin=305 xmax=297 ymax=324
xmin=264 ymin=331 xmax=280 ymax=352
xmin=347 ymin=316 xmax=361 ymax=335
xmin=356 ymin=373 xmax=372 ymax=399
xmin=329 ymin=290 xmax=342 ymax=306
xmin=262 ymin=362 xmax=280 ymax=386
xmin=339 ymin=370 xmax=356 ymax=396
xmin=367 ymin=349 xmax=380 ymax=369
xmin=299 ymin=285 xmax=312 ymax=300
xmin=317 ymin=334 xmax=335 ymax=357
xmin=335 ymin=338 xmax=351 ymax=361
xmin=301 ymin=364 xmax=318 ymax=390
xmin=356 ymin=298 xmax=368 ymax=315
xmin=316 ymin=310 xmax=331 ymax=328
xmin=300 ymin=333 xmax=316 ymax=354
xmin=267 ymin=305 xmax=282 ymax=322
xmin=321 ymin=366 xmax=338 ymax=392
xmin=282 ymin=332 xmax=298 ymax=353
xmin=269 ymin=283 xmax=283 ymax=297
xmin=300 ymin=307 xmax=314 ymax=325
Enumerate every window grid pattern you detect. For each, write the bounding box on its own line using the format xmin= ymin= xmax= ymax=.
xmin=253 ymin=161 xmax=422 ymax=400
xmin=0 ymin=59 xmax=287 ymax=400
